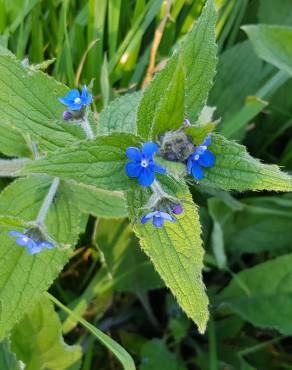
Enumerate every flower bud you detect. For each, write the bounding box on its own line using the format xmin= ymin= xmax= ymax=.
xmin=63 ymin=111 xmax=72 ymax=121
xmin=171 ymin=203 xmax=183 ymax=215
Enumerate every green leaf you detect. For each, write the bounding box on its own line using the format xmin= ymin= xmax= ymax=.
xmin=137 ymin=0 xmax=217 ymax=139
xmin=0 ymin=158 xmax=31 ymax=177
xmin=98 ymin=92 xmax=142 ymax=135
xmin=0 ymin=340 xmax=21 ymax=370
xmin=243 ymin=25 xmax=292 ymax=76
xmin=11 ymin=295 xmax=81 ymax=370
xmin=140 ymin=339 xmax=187 ymax=370
xmin=66 ymin=182 xmax=127 ymax=218
xmin=182 ymin=0 xmax=217 ymax=122
xmin=258 ymin=0 xmax=292 ymax=26
xmin=0 ymin=176 xmax=84 ymax=340
xmin=0 ymin=51 xmax=85 ymax=152
xmin=23 ymin=133 xmax=141 ymax=191
xmin=126 ymin=178 xmax=209 ymax=333
xmin=219 ymin=254 xmax=292 ymax=335
xmin=0 ymin=123 xmax=30 ymax=158
xmin=184 ymin=121 xmax=217 ymax=145
xmin=202 ymin=134 xmax=292 ymax=192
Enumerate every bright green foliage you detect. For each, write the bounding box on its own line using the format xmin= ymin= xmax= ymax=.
xmin=243 ymin=25 xmax=292 ymax=76
xmin=126 ymin=179 xmax=209 ymax=334
xmin=66 ymin=182 xmax=127 ymax=218
xmin=184 ymin=121 xmax=217 ymax=145
xmin=23 ymin=133 xmax=141 ymax=191
xmin=140 ymin=339 xmax=187 ymax=370
xmin=137 ymin=0 xmax=217 ymax=140
xmin=0 ymin=176 xmax=84 ymax=340
xmin=220 ymin=254 xmax=292 ymax=335
xmin=203 ymin=134 xmax=292 ymax=191
xmin=0 ymin=158 xmax=31 ymax=177
xmin=0 ymin=51 xmax=83 ymax=152
xmin=0 ymin=340 xmax=21 ymax=370
xmin=10 ymin=295 xmax=82 ymax=370
xmin=0 ymin=124 xmax=30 ymax=158
xmin=98 ymin=92 xmax=142 ymax=135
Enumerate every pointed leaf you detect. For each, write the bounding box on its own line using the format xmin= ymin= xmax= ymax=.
xmin=126 ymin=178 xmax=209 ymax=333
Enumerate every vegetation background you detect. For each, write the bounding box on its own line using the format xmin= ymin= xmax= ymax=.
xmin=1 ymin=0 xmax=292 ymax=369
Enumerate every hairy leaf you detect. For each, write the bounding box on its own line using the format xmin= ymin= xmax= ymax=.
xmin=0 ymin=340 xmax=21 ymax=370
xmin=23 ymin=133 xmax=141 ymax=191
xmin=11 ymin=295 xmax=81 ymax=370
xmin=0 ymin=176 xmax=84 ymax=340
xmin=202 ymin=134 xmax=292 ymax=192
xmin=126 ymin=178 xmax=209 ymax=333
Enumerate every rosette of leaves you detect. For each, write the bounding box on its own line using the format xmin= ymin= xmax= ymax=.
xmin=0 ymin=0 xmax=292 ymax=344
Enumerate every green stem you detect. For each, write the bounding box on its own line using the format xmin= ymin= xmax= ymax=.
xmin=36 ymin=177 xmax=60 ymax=224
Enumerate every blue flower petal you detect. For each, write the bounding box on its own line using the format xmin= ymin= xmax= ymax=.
xmin=152 ymin=216 xmax=164 ymax=227
xmin=38 ymin=241 xmax=54 ymax=249
xmin=9 ymin=230 xmax=22 ymax=237
xmin=187 ymin=157 xmax=193 ymax=174
xmin=125 ymin=162 xmax=142 ymax=177
xmin=160 ymin=212 xmax=176 ymax=222
xmin=67 ymin=102 xmax=83 ymax=111
xmin=67 ymin=89 xmax=80 ymax=100
xmin=16 ymin=235 xmax=31 ymax=247
xmin=141 ymin=211 xmax=157 ymax=224
xmin=58 ymin=97 xmax=72 ymax=106
xmin=191 ymin=163 xmax=204 ymax=180
xmin=27 ymin=240 xmax=42 ymax=255
xmin=138 ymin=168 xmax=155 ymax=186
xmin=203 ymin=135 xmax=211 ymax=147
xmin=142 ymin=142 xmax=158 ymax=157
xmin=81 ymin=86 xmax=92 ymax=105
xmin=198 ymin=150 xmax=215 ymax=168
xmin=126 ymin=147 xmax=142 ymax=161
xmin=153 ymin=164 xmax=166 ymax=175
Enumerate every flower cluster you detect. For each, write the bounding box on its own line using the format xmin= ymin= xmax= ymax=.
xmin=59 ymin=86 xmax=92 ymax=120
xmin=141 ymin=203 xmax=183 ymax=228
xmin=125 ymin=142 xmax=166 ymax=186
xmin=187 ymin=136 xmax=215 ymax=180
xmin=9 ymin=230 xmax=54 ymax=255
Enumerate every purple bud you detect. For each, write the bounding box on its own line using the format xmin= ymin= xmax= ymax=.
xmin=183 ymin=118 xmax=191 ymax=127
xmin=166 ymin=152 xmax=177 ymax=161
xmin=63 ymin=111 xmax=72 ymax=121
xmin=171 ymin=204 xmax=183 ymax=215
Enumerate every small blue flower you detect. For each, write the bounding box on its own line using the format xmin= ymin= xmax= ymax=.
xmin=59 ymin=86 xmax=92 ymax=111
xmin=187 ymin=136 xmax=215 ymax=180
xmin=9 ymin=230 xmax=54 ymax=255
xmin=125 ymin=142 xmax=166 ymax=186
xmin=141 ymin=211 xmax=176 ymax=227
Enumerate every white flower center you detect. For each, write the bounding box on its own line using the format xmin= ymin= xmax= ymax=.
xmin=74 ymin=97 xmax=81 ymax=104
xmin=194 ymin=154 xmax=200 ymax=161
xmin=201 ymin=145 xmax=207 ymax=151
xmin=141 ymin=159 xmax=149 ymax=168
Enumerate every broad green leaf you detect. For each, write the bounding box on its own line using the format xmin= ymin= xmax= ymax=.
xmin=137 ymin=0 xmax=217 ymax=139
xmin=0 ymin=123 xmax=30 ymax=158
xmin=0 ymin=176 xmax=84 ymax=340
xmin=65 ymin=182 xmax=127 ymax=218
xmin=0 ymin=340 xmax=21 ymax=370
xmin=140 ymin=339 xmax=187 ymax=370
xmin=243 ymin=25 xmax=292 ymax=76
xmin=258 ymin=0 xmax=292 ymax=26
xmin=219 ymin=254 xmax=292 ymax=335
xmin=202 ymin=134 xmax=292 ymax=192
xmin=209 ymin=41 xmax=264 ymax=123
xmin=150 ymin=58 xmax=185 ymax=140
xmin=0 ymin=215 xmax=30 ymax=228
xmin=96 ymin=218 xmax=163 ymax=292
xmin=11 ymin=295 xmax=81 ymax=370
xmin=126 ymin=178 xmax=209 ymax=333
xmin=0 ymin=51 xmax=85 ymax=152
xmin=98 ymin=91 xmax=142 ymax=135
xmin=184 ymin=121 xmax=217 ymax=145
xmin=23 ymin=133 xmax=141 ymax=191
xmin=182 ymin=0 xmax=217 ymax=122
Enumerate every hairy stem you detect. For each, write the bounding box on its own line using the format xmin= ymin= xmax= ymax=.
xmin=80 ymin=117 xmax=95 ymax=140
xmin=36 ymin=177 xmax=60 ymax=224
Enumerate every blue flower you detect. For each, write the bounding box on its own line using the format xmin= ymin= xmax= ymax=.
xmin=141 ymin=211 xmax=176 ymax=227
xmin=187 ymin=136 xmax=215 ymax=180
xmin=125 ymin=142 xmax=166 ymax=186
xmin=9 ymin=230 xmax=54 ymax=255
xmin=59 ymin=86 xmax=92 ymax=111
